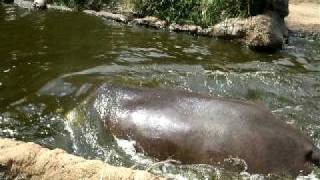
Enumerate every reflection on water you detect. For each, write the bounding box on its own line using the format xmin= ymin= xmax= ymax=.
xmin=0 ymin=4 xmax=320 ymax=179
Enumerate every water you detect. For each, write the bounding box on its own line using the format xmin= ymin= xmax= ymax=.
xmin=0 ymin=4 xmax=320 ymax=179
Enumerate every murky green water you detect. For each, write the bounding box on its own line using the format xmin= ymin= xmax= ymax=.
xmin=1 ymin=4 xmax=320 ymax=179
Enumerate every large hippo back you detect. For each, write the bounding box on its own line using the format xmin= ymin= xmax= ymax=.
xmin=91 ymin=84 xmax=320 ymax=176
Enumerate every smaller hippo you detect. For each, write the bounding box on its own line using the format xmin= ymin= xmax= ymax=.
xmin=91 ymin=84 xmax=320 ymax=176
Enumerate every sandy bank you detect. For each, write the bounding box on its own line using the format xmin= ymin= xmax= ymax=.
xmin=286 ymin=1 xmax=320 ymax=34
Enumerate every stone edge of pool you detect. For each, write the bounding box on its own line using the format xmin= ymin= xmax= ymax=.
xmin=0 ymin=138 xmax=164 ymax=180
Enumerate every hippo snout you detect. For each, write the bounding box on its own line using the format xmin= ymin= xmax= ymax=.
xmin=306 ymin=147 xmax=320 ymax=167
xmin=299 ymin=146 xmax=320 ymax=175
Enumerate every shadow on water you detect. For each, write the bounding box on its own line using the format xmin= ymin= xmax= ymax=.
xmin=0 ymin=4 xmax=320 ymax=179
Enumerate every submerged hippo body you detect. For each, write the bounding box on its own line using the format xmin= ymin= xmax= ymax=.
xmin=91 ymin=84 xmax=320 ymax=176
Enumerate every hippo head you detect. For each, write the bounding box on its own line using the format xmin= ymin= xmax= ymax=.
xmin=237 ymin=117 xmax=320 ymax=176
xmin=275 ymin=133 xmax=320 ymax=176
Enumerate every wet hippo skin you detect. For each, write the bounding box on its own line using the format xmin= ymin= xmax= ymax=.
xmin=91 ymin=84 xmax=320 ymax=176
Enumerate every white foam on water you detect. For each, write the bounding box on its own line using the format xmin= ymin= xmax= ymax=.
xmin=0 ymin=128 xmax=17 ymax=136
xmin=65 ymin=110 xmax=80 ymax=153
xmin=115 ymin=137 xmax=153 ymax=165
xmin=297 ymin=172 xmax=318 ymax=180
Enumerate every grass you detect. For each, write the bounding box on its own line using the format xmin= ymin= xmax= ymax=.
xmin=49 ymin=0 xmax=267 ymax=26
xmin=51 ymin=0 xmax=119 ymax=10
xmin=130 ymin=0 xmax=251 ymax=26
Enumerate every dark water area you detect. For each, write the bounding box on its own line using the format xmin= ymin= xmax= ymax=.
xmin=0 ymin=4 xmax=320 ymax=179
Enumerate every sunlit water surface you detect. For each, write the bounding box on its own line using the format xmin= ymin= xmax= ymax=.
xmin=0 ymin=4 xmax=320 ymax=179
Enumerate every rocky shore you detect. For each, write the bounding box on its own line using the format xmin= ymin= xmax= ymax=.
xmin=82 ymin=9 xmax=288 ymax=51
xmin=8 ymin=0 xmax=320 ymax=49
xmin=9 ymin=0 xmax=293 ymax=51
xmin=82 ymin=0 xmax=291 ymax=51
xmin=0 ymin=138 xmax=163 ymax=180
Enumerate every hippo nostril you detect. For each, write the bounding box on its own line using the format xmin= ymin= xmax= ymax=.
xmin=305 ymin=148 xmax=320 ymax=167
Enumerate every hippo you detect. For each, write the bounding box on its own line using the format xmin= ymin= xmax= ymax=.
xmin=90 ymin=84 xmax=320 ymax=176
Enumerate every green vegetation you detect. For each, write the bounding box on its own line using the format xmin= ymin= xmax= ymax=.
xmin=51 ymin=0 xmax=119 ymax=10
xmin=130 ymin=0 xmax=250 ymax=26
xmin=1 ymin=0 xmax=270 ymax=24
xmin=46 ymin=0 xmax=268 ymax=26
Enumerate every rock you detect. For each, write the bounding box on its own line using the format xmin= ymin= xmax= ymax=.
xmin=82 ymin=10 xmax=131 ymax=23
xmin=13 ymin=0 xmax=33 ymax=9
xmin=169 ymin=23 xmax=201 ymax=34
xmin=83 ymin=9 xmax=98 ymax=16
xmin=0 ymin=138 xmax=163 ymax=180
xmin=47 ymin=4 xmax=73 ymax=11
xmin=211 ymin=18 xmax=247 ymax=39
xmin=197 ymin=27 xmax=213 ymax=36
xmin=246 ymin=12 xmax=287 ymax=50
xmin=97 ymin=11 xmax=129 ymax=23
xmin=132 ymin=16 xmax=167 ymax=29
xmin=13 ymin=0 xmax=47 ymax=10
xmin=180 ymin=0 xmax=290 ymax=50
xmin=210 ymin=12 xmax=288 ymax=50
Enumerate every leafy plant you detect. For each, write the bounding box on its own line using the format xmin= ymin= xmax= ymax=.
xmin=130 ymin=0 xmax=251 ymax=26
xmin=49 ymin=0 xmax=267 ymax=25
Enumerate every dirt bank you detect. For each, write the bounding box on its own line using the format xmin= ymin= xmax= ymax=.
xmin=285 ymin=1 xmax=320 ymax=34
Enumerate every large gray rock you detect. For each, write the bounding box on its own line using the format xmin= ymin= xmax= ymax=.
xmin=132 ymin=16 xmax=167 ymax=29
xmin=13 ymin=0 xmax=33 ymax=9
xmin=211 ymin=11 xmax=288 ymax=50
xmin=246 ymin=12 xmax=287 ymax=50
xmin=97 ymin=11 xmax=129 ymax=23
xmin=169 ymin=23 xmax=201 ymax=34
xmin=13 ymin=0 xmax=46 ymax=9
